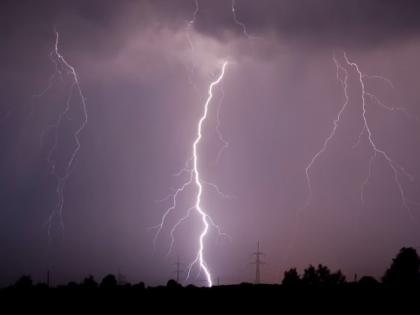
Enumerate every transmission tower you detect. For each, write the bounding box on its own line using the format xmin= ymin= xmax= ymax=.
xmin=173 ymin=256 xmax=184 ymax=283
xmin=252 ymin=241 xmax=265 ymax=284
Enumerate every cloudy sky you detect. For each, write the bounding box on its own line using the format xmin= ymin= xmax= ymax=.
xmin=1 ymin=0 xmax=420 ymax=286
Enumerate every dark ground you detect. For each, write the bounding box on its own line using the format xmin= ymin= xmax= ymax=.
xmin=2 ymin=247 xmax=420 ymax=312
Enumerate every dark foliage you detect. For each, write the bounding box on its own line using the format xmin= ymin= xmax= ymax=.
xmin=382 ymin=247 xmax=420 ymax=288
xmin=100 ymin=274 xmax=117 ymax=289
xmin=13 ymin=275 xmax=33 ymax=289
xmin=1 ymin=247 xmax=420 ymax=310
xmin=81 ymin=275 xmax=98 ymax=289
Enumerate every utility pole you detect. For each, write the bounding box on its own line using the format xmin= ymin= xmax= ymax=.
xmin=252 ymin=241 xmax=265 ymax=284
xmin=174 ymin=256 xmax=184 ymax=283
xmin=46 ymin=270 xmax=50 ymax=287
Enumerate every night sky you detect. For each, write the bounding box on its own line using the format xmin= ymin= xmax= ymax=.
xmin=1 ymin=0 xmax=420 ymax=287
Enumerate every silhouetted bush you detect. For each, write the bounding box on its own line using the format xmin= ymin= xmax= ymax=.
xmin=302 ymin=265 xmax=318 ymax=287
xmin=14 ymin=275 xmax=33 ymax=289
xmin=167 ymin=279 xmax=182 ymax=289
xmin=358 ymin=276 xmax=380 ymax=289
xmin=382 ymin=247 xmax=420 ymax=288
xmin=329 ymin=270 xmax=346 ymax=286
xmin=34 ymin=283 xmax=49 ymax=290
xmin=100 ymin=274 xmax=117 ymax=289
xmin=81 ymin=275 xmax=98 ymax=289
xmin=66 ymin=281 xmax=79 ymax=289
xmin=132 ymin=282 xmax=145 ymax=290
xmin=300 ymin=264 xmax=345 ymax=288
xmin=282 ymin=268 xmax=301 ymax=288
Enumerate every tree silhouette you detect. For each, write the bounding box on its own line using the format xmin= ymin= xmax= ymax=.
xmin=382 ymin=247 xmax=420 ymax=288
xmin=100 ymin=274 xmax=117 ymax=289
xmin=329 ymin=270 xmax=346 ymax=286
xmin=14 ymin=275 xmax=33 ymax=289
xmin=5 ymin=246 xmax=420 ymax=303
xmin=82 ymin=275 xmax=98 ymax=289
xmin=167 ymin=279 xmax=182 ymax=289
xmin=301 ymin=264 xmax=346 ymax=288
xmin=302 ymin=265 xmax=318 ymax=287
xmin=317 ymin=264 xmax=331 ymax=285
xmin=66 ymin=281 xmax=78 ymax=289
xmin=358 ymin=276 xmax=379 ymax=289
xmin=282 ymin=268 xmax=301 ymax=288
xmin=132 ymin=282 xmax=146 ymax=290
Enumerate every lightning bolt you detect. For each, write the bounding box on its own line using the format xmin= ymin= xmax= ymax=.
xmin=304 ymin=53 xmax=349 ymax=207
xmin=343 ymin=52 xmax=415 ymax=217
xmin=38 ymin=31 xmax=88 ymax=239
xmin=152 ymin=61 xmax=229 ymax=287
xmin=185 ymin=0 xmax=200 ymax=92
xmin=185 ymin=0 xmax=230 ymax=165
xmin=186 ymin=61 xmax=228 ymax=287
xmin=303 ymin=51 xmax=417 ymax=218
xmin=231 ymin=0 xmax=250 ymax=38
xmin=215 ymin=84 xmax=229 ymax=164
xmin=186 ymin=0 xmax=199 ymax=51
xmin=152 ymin=169 xmax=194 ymax=250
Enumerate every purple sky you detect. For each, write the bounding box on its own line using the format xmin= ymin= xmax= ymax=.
xmin=1 ymin=0 xmax=420 ymax=286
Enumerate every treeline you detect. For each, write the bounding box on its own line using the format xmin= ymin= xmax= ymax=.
xmin=282 ymin=246 xmax=420 ymax=290
xmin=3 ymin=247 xmax=420 ymax=291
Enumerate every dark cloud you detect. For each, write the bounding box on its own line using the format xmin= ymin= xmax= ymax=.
xmin=3 ymin=0 xmax=420 ymax=53
xmin=183 ymin=0 xmax=420 ymax=48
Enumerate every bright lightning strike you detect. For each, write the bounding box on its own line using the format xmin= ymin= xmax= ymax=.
xmin=304 ymin=53 xmax=349 ymax=208
xmin=187 ymin=61 xmax=228 ymax=287
xmin=152 ymin=170 xmax=194 ymax=250
xmin=184 ymin=0 xmax=230 ymax=163
xmin=343 ymin=52 xmax=415 ymax=218
xmin=152 ymin=61 xmax=229 ymax=287
xmin=303 ymin=51 xmax=417 ymax=219
xmin=39 ymin=31 xmax=88 ymax=239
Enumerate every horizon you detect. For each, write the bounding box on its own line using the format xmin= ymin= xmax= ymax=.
xmin=3 ymin=245 xmax=413 ymax=288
